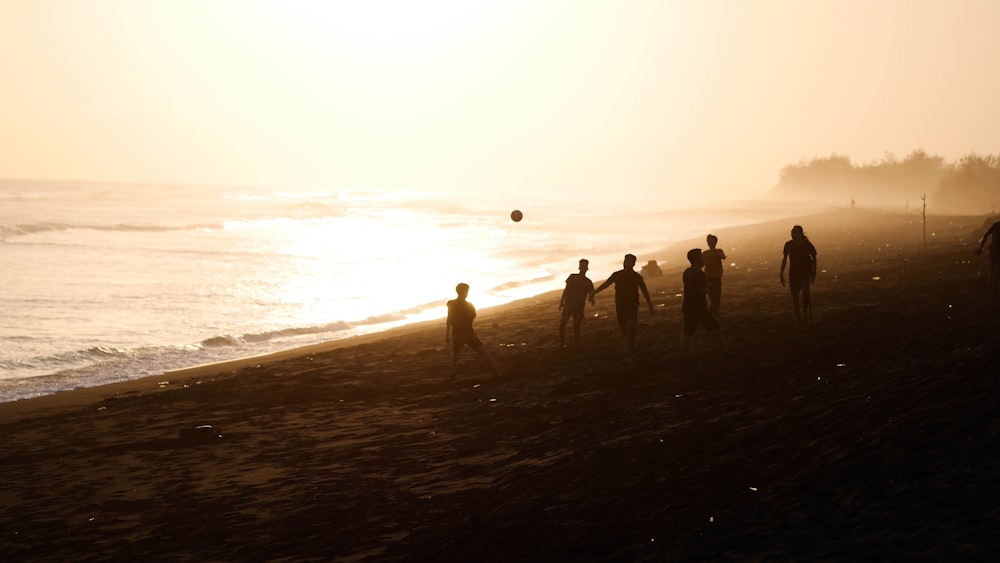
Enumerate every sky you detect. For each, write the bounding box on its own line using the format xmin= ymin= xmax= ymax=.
xmin=2 ymin=0 xmax=999 ymax=206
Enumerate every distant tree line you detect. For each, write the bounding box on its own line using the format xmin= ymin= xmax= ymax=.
xmin=772 ymin=149 xmax=1000 ymax=213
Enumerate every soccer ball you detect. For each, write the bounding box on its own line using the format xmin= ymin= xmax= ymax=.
xmin=510 ymin=209 xmax=523 ymax=222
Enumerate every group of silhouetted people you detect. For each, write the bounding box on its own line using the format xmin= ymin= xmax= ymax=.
xmin=448 ymin=225 xmax=825 ymax=377
xmin=446 ymin=217 xmax=1000 ymax=377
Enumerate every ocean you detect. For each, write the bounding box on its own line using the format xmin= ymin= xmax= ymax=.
xmin=1 ymin=179 xmax=756 ymax=403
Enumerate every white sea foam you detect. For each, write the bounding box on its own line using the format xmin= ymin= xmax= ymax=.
xmin=0 ymin=179 xmax=771 ymax=403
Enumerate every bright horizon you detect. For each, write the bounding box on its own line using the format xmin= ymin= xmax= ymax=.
xmin=2 ymin=0 xmax=999 ymax=208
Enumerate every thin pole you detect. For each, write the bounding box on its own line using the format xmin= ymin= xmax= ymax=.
xmin=921 ymin=193 xmax=927 ymax=250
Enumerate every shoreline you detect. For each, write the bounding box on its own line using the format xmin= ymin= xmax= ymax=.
xmin=2 ymin=207 xmax=997 ymax=560
xmin=0 ymin=206 xmax=984 ymax=423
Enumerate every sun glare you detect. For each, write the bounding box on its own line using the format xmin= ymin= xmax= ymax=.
xmin=260 ymin=0 xmax=499 ymax=57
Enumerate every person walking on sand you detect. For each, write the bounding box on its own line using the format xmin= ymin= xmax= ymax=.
xmin=594 ymin=253 xmax=655 ymax=353
xmin=681 ymin=248 xmax=727 ymax=359
xmin=975 ymin=219 xmax=1000 ymax=301
xmin=779 ymin=225 xmax=818 ymax=324
xmin=446 ymin=283 xmax=500 ymax=378
xmin=559 ymin=258 xmax=596 ymax=349
xmin=703 ymin=234 xmax=727 ymax=318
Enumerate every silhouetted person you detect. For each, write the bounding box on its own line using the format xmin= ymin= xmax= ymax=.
xmin=681 ymin=248 xmax=727 ymax=359
xmin=446 ymin=283 xmax=499 ymax=378
xmin=703 ymin=234 xmax=727 ymax=317
xmin=594 ymin=253 xmax=654 ymax=352
xmin=779 ymin=225 xmax=818 ymax=323
xmin=975 ymin=219 xmax=1000 ymax=301
xmin=559 ymin=258 xmax=595 ymax=349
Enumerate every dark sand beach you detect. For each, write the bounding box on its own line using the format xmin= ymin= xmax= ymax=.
xmin=2 ymin=208 xmax=998 ymax=561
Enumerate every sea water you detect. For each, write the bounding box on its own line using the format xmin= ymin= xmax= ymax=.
xmin=0 ymin=179 xmax=750 ymax=403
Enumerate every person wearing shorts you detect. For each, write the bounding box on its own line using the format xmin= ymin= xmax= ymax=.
xmin=559 ymin=258 xmax=595 ymax=349
xmin=594 ymin=254 xmax=654 ymax=353
xmin=681 ymin=248 xmax=727 ymax=358
xmin=779 ymin=225 xmax=818 ymax=323
xmin=703 ymin=234 xmax=727 ymax=318
xmin=446 ymin=283 xmax=499 ymax=378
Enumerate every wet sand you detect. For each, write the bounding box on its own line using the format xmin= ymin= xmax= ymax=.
xmin=2 ymin=208 xmax=998 ymax=561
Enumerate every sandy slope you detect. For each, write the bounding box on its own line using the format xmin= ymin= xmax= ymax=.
xmin=1 ymin=208 xmax=997 ymax=561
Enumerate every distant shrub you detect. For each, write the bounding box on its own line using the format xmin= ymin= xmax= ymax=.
xmin=773 ymin=149 xmax=1000 ymax=213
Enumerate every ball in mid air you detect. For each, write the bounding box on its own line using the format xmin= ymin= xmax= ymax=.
xmin=510 ymin=209 xmax=523 ymax=222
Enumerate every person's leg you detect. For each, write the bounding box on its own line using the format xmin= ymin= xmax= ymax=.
xmin=712 ymin=328 xmax=728 ymax=353
xmin=559 ymin=314 xmax=569 ymax=347
xmin=802 ymin=282 xmax=813 ymax=323
xmin=701 ymin=311 xmax=727 ymax=354
xmin=680 ymin=315 xmax=695 ymax=359
xmin=572 ymin=315 xmax=583 ymax=349
xmin=626 ymin=319 xmax=638 ymax=352
xmin=791 ymin=287 xmax=801 ymax=322
xmin=615 ymin=304 xmax=631 ymax=350
xmin=474 ymin=345 xmax=500 ymax=376
xmin=707 ymin=278 xmax=722 ymax=318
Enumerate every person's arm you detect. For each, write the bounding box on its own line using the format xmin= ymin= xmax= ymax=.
xmin=594 ymin=276 xmax=613 ymax=295
xmin=640 ymin=279 xmax=654 ymax=313
xmin=779 ymin=254 xmax=788 ymax=286
xmin=588 ymin=281 xmax=595 ymax=305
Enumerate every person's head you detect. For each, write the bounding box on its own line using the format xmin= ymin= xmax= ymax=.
xmin=707 ymin=234 xmax=718 ymax=249
xmin=623 ymin=253 xmax=637 ymax=269
xmin=455 ymin=282 xmax=470 ymax=299
xmin=687 ymin=248 xmax=704 ymax=267
xmin=578 ymin=258 xmax=589 ymax=273
xmin=791 ymin=225 xmax=805 ymax=240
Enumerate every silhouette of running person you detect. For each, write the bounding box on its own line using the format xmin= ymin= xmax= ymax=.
xmin=703 ymin=234 xmax=727 ymax=318
xmin=975 ymin=219 xmax=1000 ymax=301
xmin=446 ymin=283 xmax=499 ymax=378
xmin=559 ymin=258 xmax=595 ymax=349
xmin=594 ymin=254 xmax=654 ymax=353
xmin=681 ymin=248 xmax=727 ymax=359
xmin=779 ymin=225 xmax=818 ymax=323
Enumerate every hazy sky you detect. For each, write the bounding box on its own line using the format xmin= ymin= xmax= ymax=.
xmin=2 ymin=0 xmax=999 ymax=205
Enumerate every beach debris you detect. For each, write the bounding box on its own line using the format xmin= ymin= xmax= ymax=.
xmin=178 ymin=424 xmax=223 ymax=445
xmin=510 ymin=209 xmax=523 ymax=222
xmin=836 ymin=363 xmax=847 ymax=367
xmin=872 ymin=276 xmax=881 ymax=281
xmin=489 ymin=398 xmax=497 ymax=402
xmin=97 ymin=406 xmax=107 ymax=411
xmin=709 ymin=516 xmax=714 ymax=523
xmin=749 ymin=487 xmax=758 ymax=492
xmin=158 ymin=381 xmax=170 ymax=387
